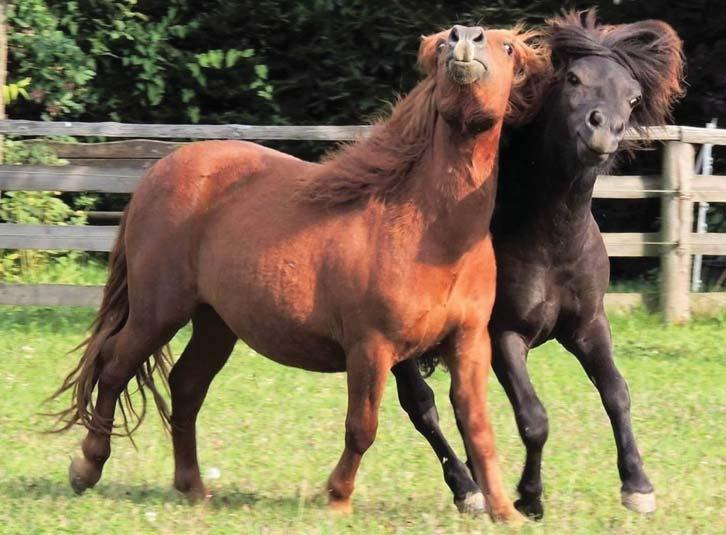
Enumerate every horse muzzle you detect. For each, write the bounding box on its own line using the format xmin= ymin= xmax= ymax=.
xmin=448 ymin=59 xmax=488 ymax=85
xmin=446 ymin=25 xmax=489 ymax=85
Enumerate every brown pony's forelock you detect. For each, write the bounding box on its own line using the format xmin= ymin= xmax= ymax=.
xmin=547 ymin=9 xmax=685 ymax=130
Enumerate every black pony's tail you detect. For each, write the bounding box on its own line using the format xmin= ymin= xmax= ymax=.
xmin=417 ymin=348 xmax=442 ymax=378
xmin=46 ymin=212 xmax=173 ymax=439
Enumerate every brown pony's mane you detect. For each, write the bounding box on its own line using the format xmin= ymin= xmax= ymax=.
xmin=301 ymin=76 xmax=438 ymax=206
xmin=547 ymin=10 xmax=685 ymax=129
xmin=300 ymin=26 xmax=549 ymax=207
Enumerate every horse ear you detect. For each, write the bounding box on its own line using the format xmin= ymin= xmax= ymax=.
xmin=612 ymin=20 xmax=685 ymax=126
xmin=505 ymin=28 xmax=553 ymax=125
xmin=418 ymin=30 xmax=449 ymax=76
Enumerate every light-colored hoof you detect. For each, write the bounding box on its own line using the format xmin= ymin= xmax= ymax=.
xmin=328 ymin=497 xmax=353 ymax=514
xmin=68 ymin=457 xmax=101 ymax=495
xmin=491 ymin=506 xmax=528 ymax=525
xmin=621 ymin=490 xmax=656 ymax=514
xmin=454 ymin=491 xmax=486 ymax=515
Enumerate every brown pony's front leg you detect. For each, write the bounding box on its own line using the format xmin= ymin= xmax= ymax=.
xmin=445 ymin=326 xmax=524 ymax=524
xmin=326 ymin=337 xmax=391 ymax=513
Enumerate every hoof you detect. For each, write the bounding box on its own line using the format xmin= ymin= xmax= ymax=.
xmin=68 ymin=457 xmax=101 ymax=495
xmin=328 ymin=497 xmax=353 ymax=514
xmin=178 ymin=486 xmax=212 ymax=504
xmin=514 ymin=496 xmax=544 ymax=521
xmin=621 ymin=490 xmax=656 ymax=514
xmin=454 ymin=491 xmax=486 ymax=515
xmin=491 ymin=506 xmax=528 ymax=525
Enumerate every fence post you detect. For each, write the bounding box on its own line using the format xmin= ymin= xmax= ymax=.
xmin=661 ymin=140 xmax=695 ymax=323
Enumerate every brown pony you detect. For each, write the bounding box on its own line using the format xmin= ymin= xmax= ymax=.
xmin=50 ymin=25 xmax=547 ymax=522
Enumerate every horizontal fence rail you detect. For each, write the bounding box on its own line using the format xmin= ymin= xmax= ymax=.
xmin=0 ymin=120 xmax=724 ymax=320
xmin=1 ymin=120 xmax=726 ymax=144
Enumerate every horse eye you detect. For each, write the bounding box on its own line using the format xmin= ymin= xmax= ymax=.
xmin=629 ymin=95 xmax=642 ymax=108
xmin=567 ymin=72 xmax=580 ymax=85
xmin=503 ymin=43 xmax=513 ymax=56
xmin=437 ymin=40 xmax=446 ymax=51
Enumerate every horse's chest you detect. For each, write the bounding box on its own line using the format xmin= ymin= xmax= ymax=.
xmin=374 ymin=269 xmax=473 ymax=355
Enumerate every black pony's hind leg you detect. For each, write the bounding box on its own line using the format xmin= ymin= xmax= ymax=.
xmin=561 ymin=313 xmax=655 ymax=514
xmin=491 ymin=330 xmax=548 ymax=520
xmin=392 ymin=358 xmax=484 ymax=514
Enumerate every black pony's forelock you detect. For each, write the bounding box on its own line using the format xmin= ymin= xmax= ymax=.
xmin=547 ymin=9 xmax=685 ymax=130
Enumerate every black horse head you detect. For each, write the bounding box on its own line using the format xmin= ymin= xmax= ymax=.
xmin=543 ymin=10 xmax=684 ymax=168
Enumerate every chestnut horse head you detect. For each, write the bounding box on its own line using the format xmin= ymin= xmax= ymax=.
xmin=304 ymin=25 xmax=550 ymax=206
xmin=545 ymin=10 xmax=684 ymax=165
xmin=419 ymin=25 xmax=551 ymax=131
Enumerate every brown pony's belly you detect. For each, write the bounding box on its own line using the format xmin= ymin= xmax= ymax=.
xmin=225 ymin=313 xmax=347 ymax=373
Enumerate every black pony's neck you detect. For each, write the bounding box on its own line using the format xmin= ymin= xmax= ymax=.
xmin=495 ymin=107 xmax=612 ymax=242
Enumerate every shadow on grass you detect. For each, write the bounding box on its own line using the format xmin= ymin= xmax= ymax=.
xmin=0 ymin=476 xmax=309 ymax=510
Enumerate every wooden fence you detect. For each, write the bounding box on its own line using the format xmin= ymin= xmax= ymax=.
xmin=0 ymin=120 xmax=724 ymax=322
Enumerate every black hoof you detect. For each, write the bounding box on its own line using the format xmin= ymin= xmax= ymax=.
xmin=68 ymin=457 xmax=101 ymax=495
xmin=515 ymin=497 xmax=544 ymax=521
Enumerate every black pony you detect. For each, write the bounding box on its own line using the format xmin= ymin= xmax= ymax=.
xmin=392 ymin=11 xmax=684 ymax=518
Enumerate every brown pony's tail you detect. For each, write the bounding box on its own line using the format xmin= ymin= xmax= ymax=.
xmin=46 ymin=211 xmax=173 ymax=441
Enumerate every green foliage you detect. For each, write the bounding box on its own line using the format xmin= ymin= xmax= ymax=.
xmin=2 ymin=77 xmax=31 ymax=104
xmin=0 ymin=139 xmax=97 ymax=282
xmin=31 ymin=0 xmax=278 ymax=124
xmin=7 ymin=0 xmax=96 ymax=118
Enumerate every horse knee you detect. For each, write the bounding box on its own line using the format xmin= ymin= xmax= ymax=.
xmin=345 ymin=421 xmax=377 ymax=454
xmin=518 ymin=404 xmax=548 ymax=450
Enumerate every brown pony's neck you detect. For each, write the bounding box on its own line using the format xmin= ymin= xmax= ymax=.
xmin=302 ymin=76 xmax=503 ymax=217
xmin=409 ymin=111 xmax=502 ymax=215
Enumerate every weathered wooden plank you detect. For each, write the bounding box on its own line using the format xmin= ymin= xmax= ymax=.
xmin=661 ymin=141 xmax=695 ymax=323
xmin=691 ymin=292 xmax=726 ymax=315
xmin=691 ymin=175 xmax=726 ymax=202
xmin=603 ymin=292 xmax=726 ymax=315
xmin=623 ymin=125 xmax=680 ymax=142
xmin=2 ymin=120 xmax=725 ymax=144
xmin=602 ymin=233 xmax=667 ymax=257
xmin=65 ymin=158 xmax=157 ymax=170
xmin=0 ymin=283 xmax=102 ymax=307
xmin=2 ymin=284 xmax=720 ymax=312
xmin=0 ymin=165 xmax=141 ymax=193
xmin=0 ymin=120 xmax=373 ymax=140
xmin=0 ymin=224 xmax=117 ymax=251
xmin=679 ymin=126 xmax=726 ymax=145
xmin=87 ymin=211 xmax=124 ymax=221
xmin=690 ymin=233 xmax=726 ymax=256
xmin=603 ymin=292 xmax=658 ymax=312
xmin=594 ymin=175 xmax=664 ymax=198
xmin=27 ymin=139 xmax=185 ymax=158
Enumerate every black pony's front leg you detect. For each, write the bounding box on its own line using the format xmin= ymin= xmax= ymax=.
xmin=561 ymin=313 xmax=655 ymax=513
xmin=391 ymin=358 xmax=484 ymax=514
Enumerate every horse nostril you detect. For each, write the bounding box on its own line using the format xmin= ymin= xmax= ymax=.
xmin=450 ymin=27 xmax=459 ymax=43
xmin=613 ymin=121 xmax=625 ymax=136
xmin=472 ymin=28 xmax=485 ymax=44
xmin=588 ymin=110 xmax=605 ymax=128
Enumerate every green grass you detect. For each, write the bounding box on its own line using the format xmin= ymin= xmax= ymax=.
xmin=0 ymin=307 xmax=723 ymax=534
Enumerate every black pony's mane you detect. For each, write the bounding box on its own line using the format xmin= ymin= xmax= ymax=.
xmin=547 ymin=9 xmax=685 ymax=129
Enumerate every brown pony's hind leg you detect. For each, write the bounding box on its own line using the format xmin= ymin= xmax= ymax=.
xmin=69 ymin=313 xmax=185 ymax=493
xmin=169 ymin=306 xmax=237 ymax=502
xmin=326 ymin=337 xmax=391 ymax=513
